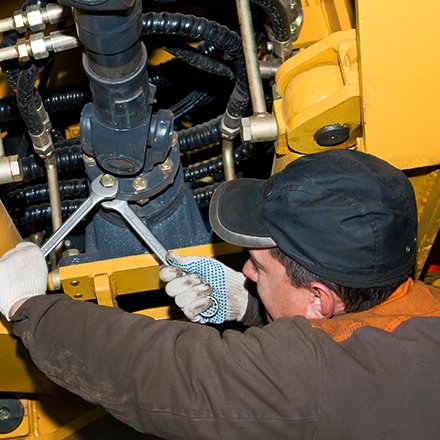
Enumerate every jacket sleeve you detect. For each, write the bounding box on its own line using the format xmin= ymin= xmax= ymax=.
xmin=13 ymin=294 xmax=322 ymax=440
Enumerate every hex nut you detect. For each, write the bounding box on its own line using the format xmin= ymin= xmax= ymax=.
xmin=132 ymin=177 xmax=148 ymax=192
xmin=27 ymin=6 xmax=45 ymax=31
xmin=29 ymin=33 xmax=49 ymax=60
xmin=16 ymin=38 xmax=30 ymax=62
xmin=9 ymin=155 xmax=23 ymax=181
xmin=12 ymin=10 xmax=26 ymax=33
xmin=241 ymin=118 xmax=253 ymax=142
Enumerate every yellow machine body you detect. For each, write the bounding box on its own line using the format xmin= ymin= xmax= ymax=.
xmin=0 ymin=0 xmax=439 ymax=438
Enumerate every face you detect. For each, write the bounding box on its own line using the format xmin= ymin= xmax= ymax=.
xmin=242 ymin=249 xmax=316 ymax=321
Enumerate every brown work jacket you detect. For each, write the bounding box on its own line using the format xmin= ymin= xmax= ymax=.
xmin=13 ymin=278 xmax=440 ymax=439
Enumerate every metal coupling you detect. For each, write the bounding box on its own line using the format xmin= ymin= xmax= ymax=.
xmin=30 ymin=129 xmax=54 ymax=159
xmin=0 ymin=155 xmax=23 ymax=185
xmin=36 ymin=102 xmax=52 ymax=132
xmin=259 ymin=61 xmax=280 ymax=79
xmin=0 ymin=29 xmax=79 ymax=63
xmin=220 ymin=112 xmax=241 ymax=141
xmin=241 ymin=113 xmax=278 ymax=143
xmin=0 ymin=4 xmax=71 ymax=34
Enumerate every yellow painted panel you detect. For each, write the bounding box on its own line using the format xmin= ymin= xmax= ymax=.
xmin=356 ymin=0 xmax=440 ymax=169
xmin=294 ymin=0 xmax=355 ymax=48
xmin=59 ymin=242 xmax=243 ymax=299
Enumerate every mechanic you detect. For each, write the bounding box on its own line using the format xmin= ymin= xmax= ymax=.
xmin=1 ymin=149 xmax=440 ymax=439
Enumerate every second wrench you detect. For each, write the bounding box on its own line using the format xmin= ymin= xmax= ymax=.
xmin=41 ymin=174 xmax=119 ymax=257
xmin=101 ymin=199 xmax=169 ymax=265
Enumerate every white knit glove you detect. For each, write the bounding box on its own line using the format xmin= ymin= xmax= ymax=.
xmin=0 ymin=242 xmax=48 ymax=320
xmin=159 ymin=253 xmax=248 ymax=324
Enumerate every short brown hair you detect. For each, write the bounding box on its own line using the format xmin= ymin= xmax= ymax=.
xmin=270 ymin=247 xmax=410 ymax=313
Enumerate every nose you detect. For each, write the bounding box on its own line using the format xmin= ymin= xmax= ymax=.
xmin=242 ymin=258 xmax=257 ymax=282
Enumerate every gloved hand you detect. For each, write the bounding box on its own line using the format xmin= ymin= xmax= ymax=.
xmin=159 ymin=253 xmax=249 ymax=324
xmin=0 ymin=242 xmax=48 ymax=320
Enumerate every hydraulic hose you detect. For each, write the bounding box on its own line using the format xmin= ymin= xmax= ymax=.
xmin=184 ymin=141 xmax=259 ymax=182
xmin=142 ymin=12 xmax=249 ymax=118
xmin=163 ymin=46 xmax=234 ymax=78
xmin=178 ymin=116 xmax=222 ymax=153
xmin=8 ymin=178 xmax=88 ymax=206
xmin=250 ymin=0 xmax=291 ymax=42
xmin=0 ymin=87 xmax=91 ymax=123
xmin=193 ymin=182 xmax=221 ymax=209
xmin=16 ymin=63 xmax=45 ymax=135
xmin=21 ymin=143 xmax=83 ymax=182
xmin=15 ymin=199 xmax=82 ymax=226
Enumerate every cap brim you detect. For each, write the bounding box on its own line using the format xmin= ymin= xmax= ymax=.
xmin=209 ymin=179 xmax=276 ymax=248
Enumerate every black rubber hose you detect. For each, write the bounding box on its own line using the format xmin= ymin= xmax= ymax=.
xmin=163 ymin=46 xmax=234 ymax=78
xmin=184 ymin=142 xmax=258 ymax=182
xmin=21 ymin=144 xmax=83 ymax=182
xmin=171 ymin=90 xmax=214 ymax=121
xmin=8 ymin=178 xmax=88 ymax=206
xmin=250 ymin=0 xmax=291 ymax=42
xmin=177 ymin=115 xmax=222 ymax=153
xmin=16 ymin=63 xmax=45 ymax=134
xmin=43 ymin=87 xmax=91 ymax=113
xmin=0 ymin=87 xmax=91 ymax=123
xmin=193 ymin=182 xmax=221 ymax=209
xmin=142 ymin=12 xmax=249 ymax=118
xmin=15 ymin=199 xmax=82 ymax=226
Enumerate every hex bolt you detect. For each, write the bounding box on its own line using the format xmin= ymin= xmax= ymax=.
xmin=100 ymin=174 xmax=116 ymax=188
xmin=159 ymin=158 xmax=173 ymax=174
xmin=132 ymin=177 xmax=148 ymax=192
xmin=83 ymin=154 xmax=96 ymax=167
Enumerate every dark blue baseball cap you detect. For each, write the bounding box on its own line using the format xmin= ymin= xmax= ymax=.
xmin=209 ymin=149 xmax=417 ymax=288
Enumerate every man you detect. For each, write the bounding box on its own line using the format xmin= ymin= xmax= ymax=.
xmin=1 ymin=149 xmax=440 ymax=439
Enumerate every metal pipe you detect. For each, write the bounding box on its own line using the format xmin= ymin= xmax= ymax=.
xmin=236 ymin=0 xmax=267 ymax=115
xmin=0 ymin=30 xmax=79 ymax=63
xmin=45 ymin=155 xmax=63 ymax=234
xmin=222 ymin=138 xmax=235 ymax=181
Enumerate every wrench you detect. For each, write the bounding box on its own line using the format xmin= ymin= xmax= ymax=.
xmin=102 ymin=198 xmax=169 ymax=265
xmin=102 ymin=199 xmax=219 ymax=320
xmin=41 ymin=174 xmax=119 ymax=257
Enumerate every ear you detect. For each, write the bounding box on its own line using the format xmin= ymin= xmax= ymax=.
xmin=307 ymin=282 xmax=345 ymax=318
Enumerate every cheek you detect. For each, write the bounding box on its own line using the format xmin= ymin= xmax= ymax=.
xmin=243 ymin=259 xmax=258 ymax=282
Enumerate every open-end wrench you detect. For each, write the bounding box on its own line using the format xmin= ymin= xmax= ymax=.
xmin=41 ymin=174 xmax=119 ymax=257
xmin=101 ymin=198 xmax=169 ymax=265
xmin=101 ymin=199 xmax=220 ymax=320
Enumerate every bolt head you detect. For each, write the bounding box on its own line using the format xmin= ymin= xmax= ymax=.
xmin=241 ymin=118 xmax=253 ymax=142
xmin=132 ymin=177 xmax=148 ymax=192
xmin=159 ymin=158 xmax=173 ymax=174
xmin=83 ymin=154 xmax=96 ymax=167
xmin=100 ymin=174 xmax=116 ymax=188
xmin=9 ymin=155 xmax=23 ymax=182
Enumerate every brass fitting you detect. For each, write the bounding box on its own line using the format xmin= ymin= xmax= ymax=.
xmin=241 ymin=114 xmax=278 ymax=143
xmin=0 ymin=155 xmax=23 ymax=185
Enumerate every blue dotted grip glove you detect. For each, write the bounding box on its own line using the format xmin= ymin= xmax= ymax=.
xmin=160 ymin=253 xmax=248 ymax=324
